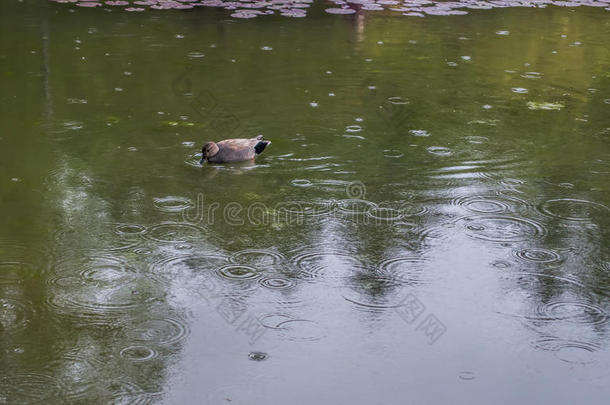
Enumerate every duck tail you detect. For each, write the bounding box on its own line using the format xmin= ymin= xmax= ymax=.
xmin=254 ymin=140 xmax=270 ymax=155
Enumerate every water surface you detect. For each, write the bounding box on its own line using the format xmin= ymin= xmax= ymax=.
xmin=1 ymin=1 xmax=610 ymax=403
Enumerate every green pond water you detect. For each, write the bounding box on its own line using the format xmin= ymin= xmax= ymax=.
xmin=1 ymin=0 xmax=610 ymax=403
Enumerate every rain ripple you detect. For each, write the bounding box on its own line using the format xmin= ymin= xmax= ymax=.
xmin=119 ymin=345 xmax=159 ymax=362
xmin=451 ymin=195 xmax=527 ymax=214
xmin=514 ymin=248 xmax=563 ymax=265
xmin=46 ymin=256 xmax=155 ymax=323
xmin=259 ymin=276 xmax=296 ymax=290
xmin=427 ymin=146 xmax=453 ymax=156
xmin=0 ymin=373 xmax=65 ymax=403
xmin=145 ymin=222 xmax=206 ymax=243
xmin=538 ymin=198 xmax=609 ymax=222
xmin=378 ymin=256 xmax=430 ymax=285
xmin=458 ymin=215 xmax=546 ymax=242
xmin=150 ymin=254 xmax=227 ymax=282
xmin=336 ymin=199 xmax=376 ymax=215
xmin=0 ymin=261 xmax=36 ymax=284
xmin=114 ymin=223 xmax=147 ymax=237
xmin=124 ymin=317 xmax=190 ymax=346
xmin=535 ymin=301 xmax=608 ymax=325
xmin=153 ymin=196 xmax=193 ymax=212
xmin=46 ymin=279 xmax=150 ymax=322
xmin=276 ymin=319 xmax=327 ymax=342
xmin=293 ymin=250 xmax=367 ymax=281
xmin=216 ymin=264 xmax=261 ymax=281
xmin=532 ymin=337 xmax=602 ymax=364
xmin=0 ymin=297 xmax=33 ymax=335
xmin=342 ymin=274 xmax=407 ymax=311
xmin=229 ymin=249 xmax=285 ymax=267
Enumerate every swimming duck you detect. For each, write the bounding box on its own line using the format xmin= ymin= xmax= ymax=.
xmin=199 ymin=135 xmax=270 ymax=164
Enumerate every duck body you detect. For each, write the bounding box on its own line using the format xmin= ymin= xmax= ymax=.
xmin=200 ymin=135 xmax=270 ymax=164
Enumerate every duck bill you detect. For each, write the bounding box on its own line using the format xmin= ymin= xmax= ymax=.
xmin=199 ymin=158 xmax=205 ymax=165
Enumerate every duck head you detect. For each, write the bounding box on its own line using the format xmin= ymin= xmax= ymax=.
xmin=200 ymin=142 xmax=219 ymax=164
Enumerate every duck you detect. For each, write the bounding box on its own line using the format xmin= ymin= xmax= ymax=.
xmin=199 ymin=135 xmax=270 ymax=164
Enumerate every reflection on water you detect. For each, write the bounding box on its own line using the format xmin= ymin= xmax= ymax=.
xmin=1 ymin=0 xmax=610 ymax=403
xmin=48 ymin=0 xmax=610 ymax=20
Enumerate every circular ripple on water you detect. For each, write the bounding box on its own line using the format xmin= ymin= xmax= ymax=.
xmin=50 ymin=256 xmax=137 ymax=285
xmin=383 ymin=149 xmax=404 ymax=158
xmin=277 ymin=200 xmax=334 ymax=217
xmin=458 ymin=215 xmax=546 ymax=242
xmin=366 ymin=207 xmax=404 ymax=222
xmin=97 ymin=238 xmax=142 ymax=253
xmin=119 ymin=345 xmax=159 ymax=362
xmin=427 ymin=146 xmax=453 ymax=156
xmin=45 ymin=352 xmax=106 ymax=401
xmin=378 ymin=257 xmax=430 ymax=285
xmin=216 ymin=264 xmax=261 ymax=281
xmin=499 ymin=178 xmax=525 ymax=187
xmin=536 ymin=301 xmax=608 ymax=325
xmin=290 ymin=178 xmax=313 ymax=187
xmin=342 ymin=275 xmax=406 ymax=310
xmin=125 ymin=317 xmax=190 ymax=346
xmin=81 ymin=259 xmax=137 ymax=286
xmin=46 ymin=280 xmax=146 ymax=318
xmin=150 ymin=254 xmax=228 ymax=282
xmin=105 ymin=379 xmax=159 ymax=405
xmin=417 ymin=222 xmax=459 ymax=244
xmin=258 ymin=313 xmax=295 ymax=329
xmin=345 ymin=125 xmax=362 ymax=133
xmin=52 ymin=228 xmax=140 ymax=253
xmin=187 ymin=51 xmax=205 ymax=58
xmin=230 ymin=249 xmax=285 ymax=267
xmin=391 ymin=221 xmax=417 ymax=233
xmin=0 ymin=241 xmax=52 ymax=278
xmin=458 ymin=371 xmax=476 ymax=381
xmin=276 ymin=319 xmax=327 ymax=342
xmin=452 ymin=195 xmax=525 ymax=214
xmin=396 ymin=201 xmax=429 ymax=218
xmin=410 ymin=129 xmax=430 ymax=137
xmin=0 ymin=297 xmax=32 ymax=334
xmin=259 ymin=276 xmax=296 ymax=290
xmin=514 ymin=248 xmax=563 ymax=265
xmin=46 ymin=264 xmax=153 ymax=322
xmin=133 ymin=247 xmax=153 ymax=256
xmin=538 ymin=198 xmax=609 ymax=222
xmin=387 ymin=96 xmax=409 ymax=105
xmin=146 ymin=222 xmax=205 ymax=243
xmin=492 ymin=260 xmax=513 ymax=269
xmin=0 ymin=261 xmax=36 ymax=284
xmin=153 ymin=196 xmax=193 ymax=212
xmin=465 ymin=135 xmax=489 ymax=144
xmin=336 ymin=199 xmax=377 ymax=215
xmin=532 ymin=337 xmax=601 ymax=364
xmin=501 ymin=272 xmax=585 ymax=290
xmin=114 ymin=223 xmax=147 ymax=237
xmin=495 ymin=272 xmax=603 ymax=328
xmin=0 ymin=373 xmax=64 ymax=403
xmin=293 ymin=251 xmax=366 ymax=280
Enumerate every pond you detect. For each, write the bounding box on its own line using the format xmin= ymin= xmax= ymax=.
xmin=1 ymin=0 xmax=609 ymax=403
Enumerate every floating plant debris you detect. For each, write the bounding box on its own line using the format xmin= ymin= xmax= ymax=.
xmin=49 ymin=0 xmax=610 ymax=19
